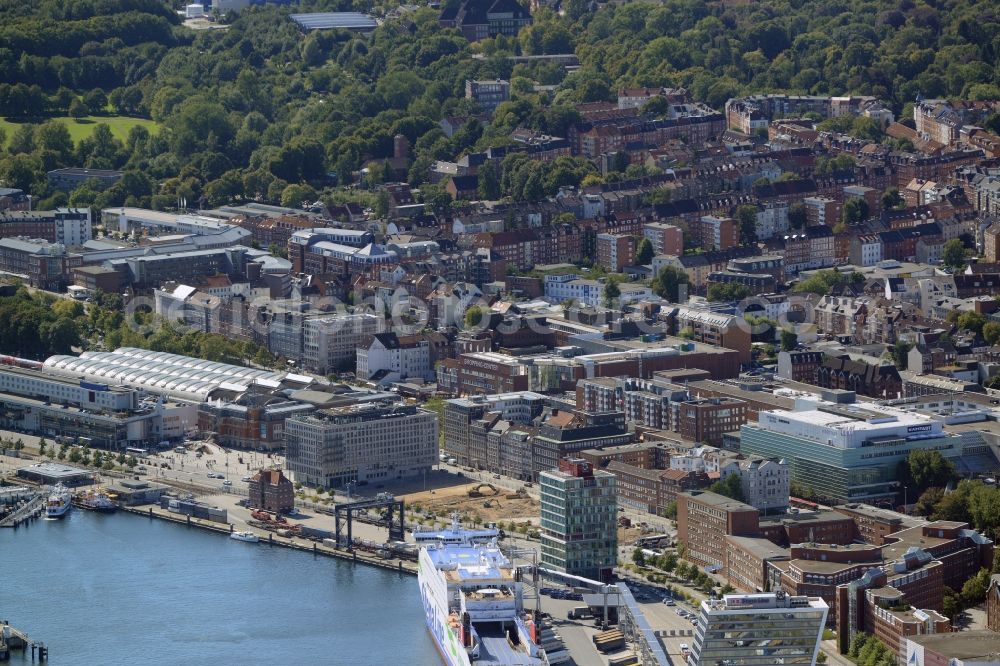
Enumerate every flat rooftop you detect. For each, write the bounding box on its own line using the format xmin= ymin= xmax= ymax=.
xmin=880 ymin=523 xmax=966 ymax=561
xmin=760 ymin=509 xmax=854 ymax=527
xmin=290 ymin=12 xmax=376 ymax=30
xmin=904 ymin=630 xmax=1000 ymax=658
xmin=17 ymin=462 xmax=91 ymax=480
xmin=683 ymin=490 xmax=756 ymax=512
xmin=835 ymin=503 xmax=924 ymax=527
xmin=725 ymin=535 xmax=790 ymax=560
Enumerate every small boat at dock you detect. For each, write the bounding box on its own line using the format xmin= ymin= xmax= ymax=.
xmin=75 ymin=489 xmax=117 ymax=513
xmin=230 ymin=530 xmax=259 ymax=543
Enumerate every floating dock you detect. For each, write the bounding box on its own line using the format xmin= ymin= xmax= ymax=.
xmin=0 ymin=494 xmax=44 ymax=528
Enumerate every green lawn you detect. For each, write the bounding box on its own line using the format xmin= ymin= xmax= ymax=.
xmin=0 ymin=115 xmax=160 ymax=147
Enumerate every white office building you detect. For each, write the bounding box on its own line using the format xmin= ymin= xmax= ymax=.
xmin=689 ymin=592 xmax=828 ymax=665
xmin=356 ymin=332 xmax=433 ymax=383
xmin=284 ymin=402 xmax=438 ymax=488
xmin=304 ymin=313 xmax=383 ymax=374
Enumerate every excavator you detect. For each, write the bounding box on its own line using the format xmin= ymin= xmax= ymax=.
xmin=467 ymin=483 xmax=499 ymax=498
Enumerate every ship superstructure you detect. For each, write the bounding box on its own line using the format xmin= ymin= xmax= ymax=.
xmin=418 ymin=519 xmax=546 ymax=666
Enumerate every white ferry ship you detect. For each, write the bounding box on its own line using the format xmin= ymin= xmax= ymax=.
xmin=418 ymin=517 xmax=547 ymax=666
xmin=45 ymin=483 xmax=72 ymax=518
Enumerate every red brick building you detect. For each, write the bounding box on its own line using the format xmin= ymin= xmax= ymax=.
xmin=987 ymin=575 xmax=1000 ymax=632
xmin=834 ymin=503 xmax=909 ymax=545
xmin=677 ymin=397 xmax=748 ymax=446
xmin=677 ymin=491 xmax=760 ymax=572
xmin=596 ymin=233 xmax=635 ymax=272
xmin=248 ymin=469 xmax=295 ymax=513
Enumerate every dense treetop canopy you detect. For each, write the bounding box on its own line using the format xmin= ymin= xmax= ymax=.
xmin=1 ymin=0 xmax=998 ymax=209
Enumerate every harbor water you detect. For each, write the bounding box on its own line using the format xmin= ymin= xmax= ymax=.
xmin=2 ymin=510 xmax=439 ymax=665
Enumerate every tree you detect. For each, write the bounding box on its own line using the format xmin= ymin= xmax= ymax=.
xmin=781 ymin=330 xmax=798 ymax=351
xmin=38 ymin=438 xmax=47 ymax=457
xmin=651 ymin=266 xmax=690 ymax=302
xmin=889 ymin=341 xmax=912 ymax=369
xmin=984 ymin=321 xmax=1000 ymax=346
xmin=602 ymin=278 xmax=620 ymax=309
xmin=477 ymin=167 xmax=501 ymax=200
xmin=914 ymin=487 xmax=944 ymax=516
xmin=83 ymin=89 xmax=107 ymax=114
xmin=68 ymin=98 xmax=88 ymax=118
xmin=707 ymin=282 xmax=751 ymax=302
xmin=635 ymin=237 xmax=654 ymax=265
xmin=632 ymin=548 xmax=646 ymax=567
xmin=907 ymin=450 xmax=956 ymax=495
xmin=791 ymin=269 xmax=857 ymax=296
xmin=956 ymin=311 xmax=987 ymax=335
xmin=373 ymin=189 xmax=391 ymax=218
xmin=942 ymin=587 xmax=962 ymax=621
xmin=35 ymin=123 xmax=74 ymax=164
xmin=464 ymin=305 xmax=484 ymax=329
xmin=841 ymin=198 xmax=869 ymax=225
xmin=662 ymin=501 xmax=677 ymax=520
xmin=734 ymin=204 xmax=758 ymax=244
xmin=942 ymin=239 xmax=966 ymax=270
xmin=709 ymin=473 xmax=744 ymax=502
xmin=881 ymin=188 xmax=903 ymax=210
xmin=280 ymin=183 xmax=317 ymax=209
xmin=611 ymin=150 xmax=630 ymax=173
xmin=788 ymin=203 xmax=807 ymax=230
xmin=961 ymin=568 xmax=991 ymax=606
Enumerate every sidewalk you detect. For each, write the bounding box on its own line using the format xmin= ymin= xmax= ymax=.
xmin=820 ymin=640 xmax=853 ymax=666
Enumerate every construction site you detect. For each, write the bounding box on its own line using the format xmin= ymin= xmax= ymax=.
xmin=399 ymin=481 xmax=539 ymax=528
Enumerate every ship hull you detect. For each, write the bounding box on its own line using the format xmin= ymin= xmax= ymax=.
xmin=419 ymin=551 xmax=472 ymax=666
xmin=425 ymin=619 xmax=468 ymax=666
xmin=45 ymin=503 xmax=70 ymax=518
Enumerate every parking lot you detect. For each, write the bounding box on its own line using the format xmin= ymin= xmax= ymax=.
xmin=527 ymin=578 xmax=699 ymax=666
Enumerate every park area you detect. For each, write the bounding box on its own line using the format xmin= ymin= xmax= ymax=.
xmin=0 ymin=115 xmax=159 ymax=146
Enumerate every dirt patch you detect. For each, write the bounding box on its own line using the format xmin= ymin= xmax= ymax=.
xmin=619 ymin=526 xmax=644 ymax=544
xmin=400 ymin=482 xmax=539 ymax=528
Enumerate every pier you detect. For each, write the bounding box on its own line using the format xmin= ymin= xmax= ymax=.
xmin=0 ymin=622 xmax=46 ymax=662
xmin=0 ymin=494 xmax=44 ymax=528
xmin=120 ymin=505 xmax=418 ymax=576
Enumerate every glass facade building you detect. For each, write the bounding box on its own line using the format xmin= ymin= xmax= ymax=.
xmin=540 ymin=459 xmax=617 ymax=581
xmin=689 ymin=592 xmax=828 ymax=665
xmin=739 ymin=404 xmax=977 ymax=504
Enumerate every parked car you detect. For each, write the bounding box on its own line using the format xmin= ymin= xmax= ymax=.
xmin=663 ymin=599 xmax=675 ymax=606
xmin=222 ymin=480 xmax=232 ymax=486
